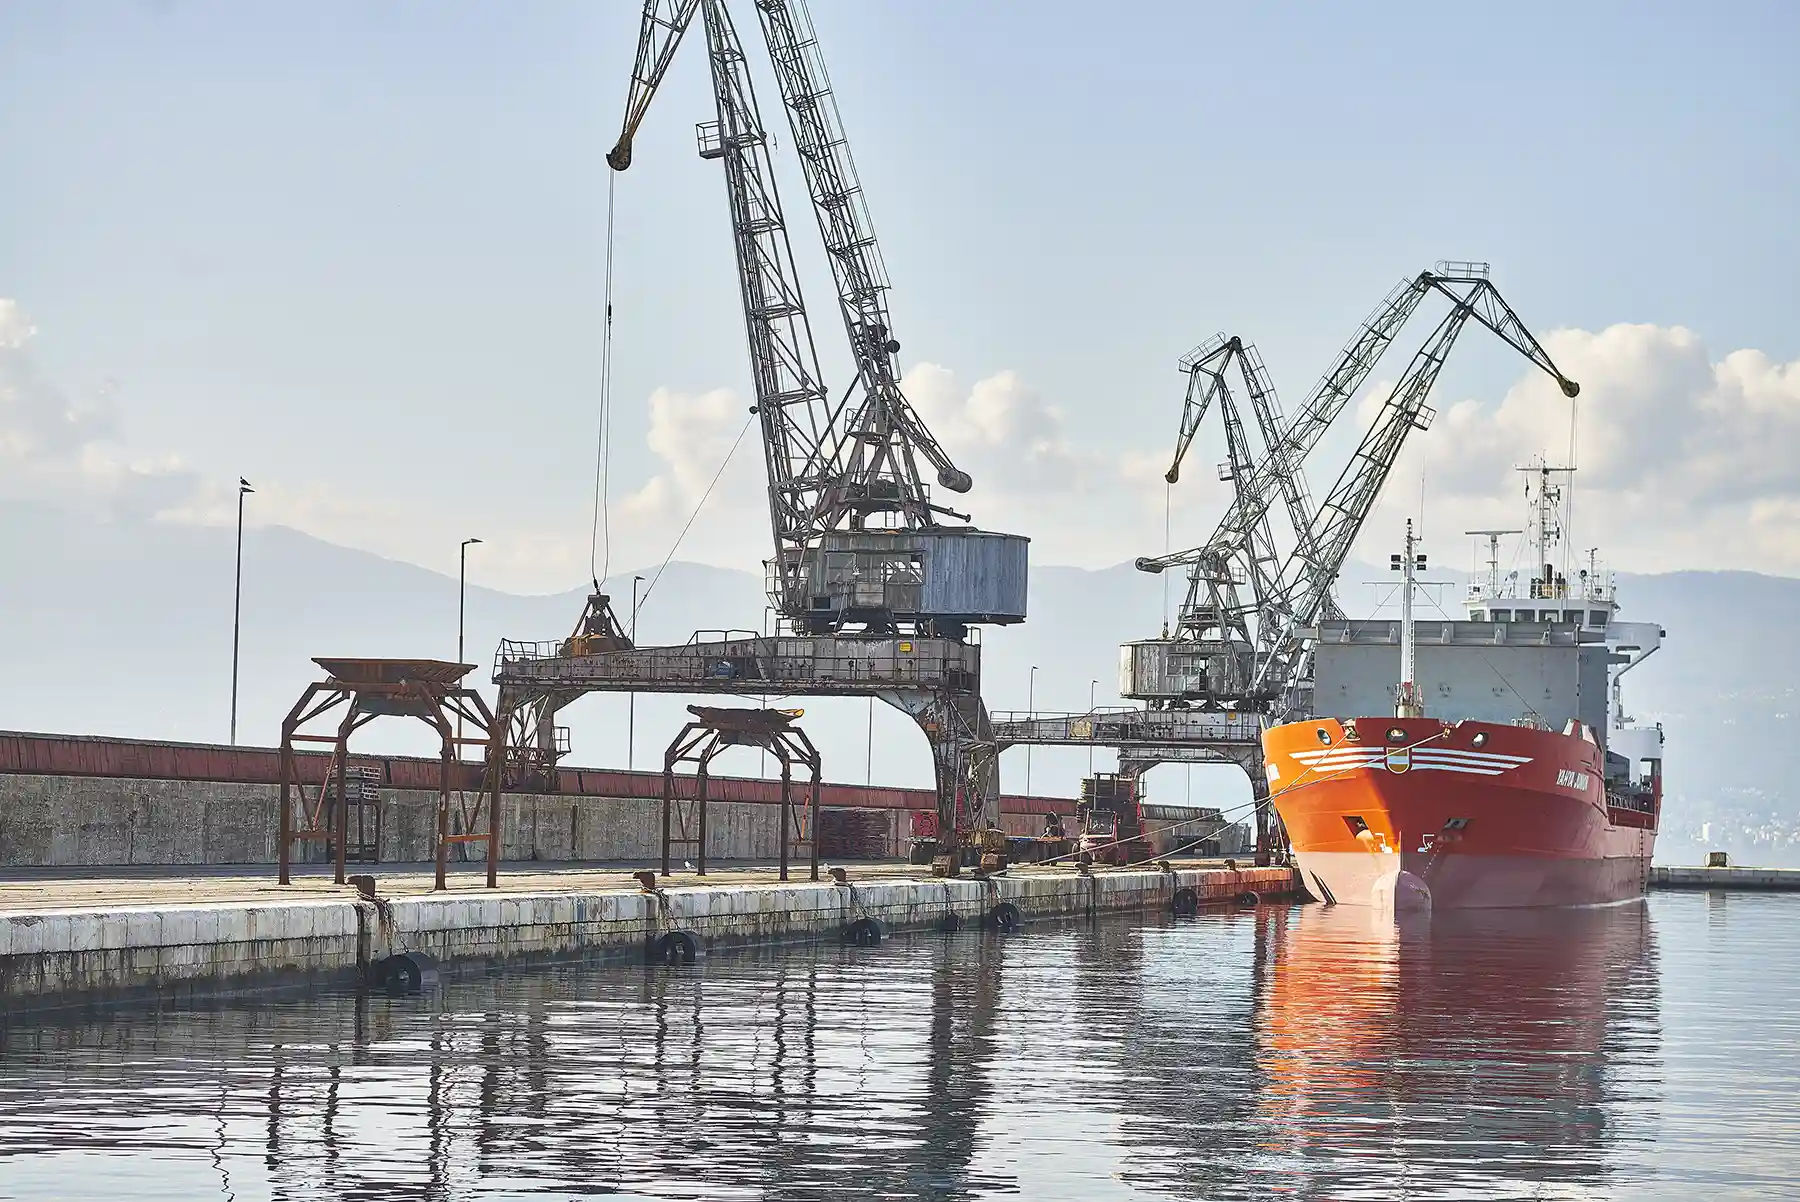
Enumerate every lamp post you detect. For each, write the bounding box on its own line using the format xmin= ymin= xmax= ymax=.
xmin=230 ymin=478 xmax=253 ymax=745
xmin=1087 ymin=678 xmax=1098 ymax=777
xmin=458 ymin=538 xmax=482 ymax=760
xmin=1025 ymin=665 xmax=1038 ymax=797
xmin=628 ymin=574 xmax=644 ymax=771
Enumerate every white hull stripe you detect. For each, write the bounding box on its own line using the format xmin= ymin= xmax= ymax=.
xmin=1290 ymin=762 xmax=1515 ymax=777
xmin=1285 ymin=747 xmax=1534 ymax=777
xmin=1291 ymin=748 xmax=1531 ymax=767
xmin=1412 ymin=750 xmax=1533 ymax=765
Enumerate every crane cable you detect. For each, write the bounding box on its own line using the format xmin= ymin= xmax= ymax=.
xmin=638 ymin=411 xmax=757 ymax=612
xmin=588 ymin=171 xmax=619 ymax=592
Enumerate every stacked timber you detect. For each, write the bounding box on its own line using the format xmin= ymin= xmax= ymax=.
xmin=816 ymin=808 xmax=891 ymax=860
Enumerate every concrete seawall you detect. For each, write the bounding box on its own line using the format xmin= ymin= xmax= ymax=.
xmin=0 ymin=774 xmax=1091 ymax=869
xmin=1651 ymin=865 xmax=1800 ymax=890
xmin=0 ymin=773 xmax=796 ymax=867
xmin=0 ymin=865 xmax=1296 ymax=1008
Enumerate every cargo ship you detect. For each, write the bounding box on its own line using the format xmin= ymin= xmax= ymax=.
xmin=1263 ymin=465 xmax=1664 ymax=909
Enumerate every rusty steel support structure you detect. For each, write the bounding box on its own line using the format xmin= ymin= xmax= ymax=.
xmin=988 ymin=707 xmax=1288 ymax=866
xmin=277 ymin=658 xmax=500 ymax=891
xmin=492 ymin=610 xmax=998 ymax=875
xmin=660 ymin=705 xmax=820 ymax=882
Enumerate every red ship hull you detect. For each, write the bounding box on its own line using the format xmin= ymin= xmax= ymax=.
xmin=1264 ymin=717 xmax=1658 ymax=910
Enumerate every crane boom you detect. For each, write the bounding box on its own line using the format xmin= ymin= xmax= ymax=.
xmin=700 ymin=0 xmax=838 ymax=600
xmin=1121 ymin=263 xmax=1577 ymax=718
xmin=754 ymin=0 xmax=972 ymax=512
xmin=1248 ymin=270 xmax=1580 ymax=706
xmin=1161 ymin=335 xmax=1332 ymax=649
xmin=604 ymin=0 xmax=994 ymax=628
xmin=1136 ymin=272 xmax=1433 ymax=581
xmin=606 ymin=0 xmax=701 ymax=172
xmin=1167 ymin=339 xmax=1284 ymax=620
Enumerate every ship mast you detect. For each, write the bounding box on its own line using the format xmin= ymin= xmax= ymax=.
xmin=1466 ymin=528 xmax=1521 ymax=604
xmin=1521 ymin=459 xmax=1573 ymax=598
xmin=1392 ymin=519 xmax=1426 ymax=718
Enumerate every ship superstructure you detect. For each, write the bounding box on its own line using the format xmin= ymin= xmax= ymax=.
xmin=1263 ymin=464 xmax=1665 ymax=909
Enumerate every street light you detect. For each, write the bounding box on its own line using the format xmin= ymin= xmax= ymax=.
xmin=1087 ymin=678 xmax=1098 ymax=777
xmin=230 ymin=478 xmax=253 ymax=745
xmin=628 ymin=574 xmax=645 ymax=771
xmin=458 ymin=538 xmax=482 ymax=761
xmin=1025 ymin=665 xmax=1042 ymax=794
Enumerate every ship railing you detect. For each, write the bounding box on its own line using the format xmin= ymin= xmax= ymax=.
xmin=1607 ymin=786 xmax=1657 ymax=815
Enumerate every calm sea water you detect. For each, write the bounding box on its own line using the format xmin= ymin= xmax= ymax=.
xmin=2 ymin=891 xmax=1797 ymax=1201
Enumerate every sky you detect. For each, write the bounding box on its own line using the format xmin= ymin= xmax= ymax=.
xmin=2 ymin=0 xmax=1799 ymax=595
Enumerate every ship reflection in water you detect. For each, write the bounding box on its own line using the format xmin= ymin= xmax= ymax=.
xmin=1252 ymin=903 xmax=1657 ymax=1198
xmin=2 ymin=893 xmax=1798 ymax=1200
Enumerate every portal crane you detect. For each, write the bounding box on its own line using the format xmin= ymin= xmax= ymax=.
xmin=489 ymin=0 xmax=1023 ymax=874
xmin=1128 ymin=263 xmax=1578 ymax=717
xmin=1155 ymin=335 xmax=1316 ymax=698
xmin=1019 ymin=263 xmax=1580 ymax=863
xmin=605 ymin=0 xmax=1013 ymax=636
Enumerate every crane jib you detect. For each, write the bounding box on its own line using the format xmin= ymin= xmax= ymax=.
xmin=1129 ymin=264 xmax=1579 ymax=716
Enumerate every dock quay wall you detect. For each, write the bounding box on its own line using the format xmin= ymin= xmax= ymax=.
xmin=1650 ymin=864 xmax=1800 ymax=890
xmin=0 ymin=865 xmax=1298 ymax=1007
xmin=0 ymin=730 xmax=1076 ymax=869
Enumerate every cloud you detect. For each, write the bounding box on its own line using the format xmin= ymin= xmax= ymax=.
xmin=617 ymin=385 xmax=767 ymax=570
xmin=0 ymin=298 xmax=205 ymax=519
xmin=1367 ymin=323 xmax=1800 ymax=573
xmin=17 ymin=294 xmax=1790 ymax=597
xmin=0 ymin=300 xmax=114 ymax=459
xmin=610 ymin=368 xmax=1189 ymax=571
xmin=902 ymin=362 xmax=1229 ymax=562
xmin=903 ymin=363 xmax=1089 ymax=496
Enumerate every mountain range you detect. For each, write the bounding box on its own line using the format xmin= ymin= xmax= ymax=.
xmin=1 ymin=499 xmax=1788 ymax=863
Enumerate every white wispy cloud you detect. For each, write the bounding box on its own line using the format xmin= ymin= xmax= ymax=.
xmin=0 ymin=297 xmax=207 ymax=519
xmin=11 ymin=293 xmax=1799 ymax=590
xmin=1368 ymin=323 xmax=1800 ymax=573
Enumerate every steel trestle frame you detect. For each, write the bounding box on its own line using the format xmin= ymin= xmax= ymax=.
xmin=660 ymin=705 xmax=820 ymax=881
xmin=277 ymin=659 xmax=500 ymax=891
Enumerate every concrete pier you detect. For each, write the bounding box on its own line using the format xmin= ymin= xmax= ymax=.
xmin=1650 ymin=864 xmax=1800 ymax=891
xmin=0 ymin=862 xmax=1296 ymax=1009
